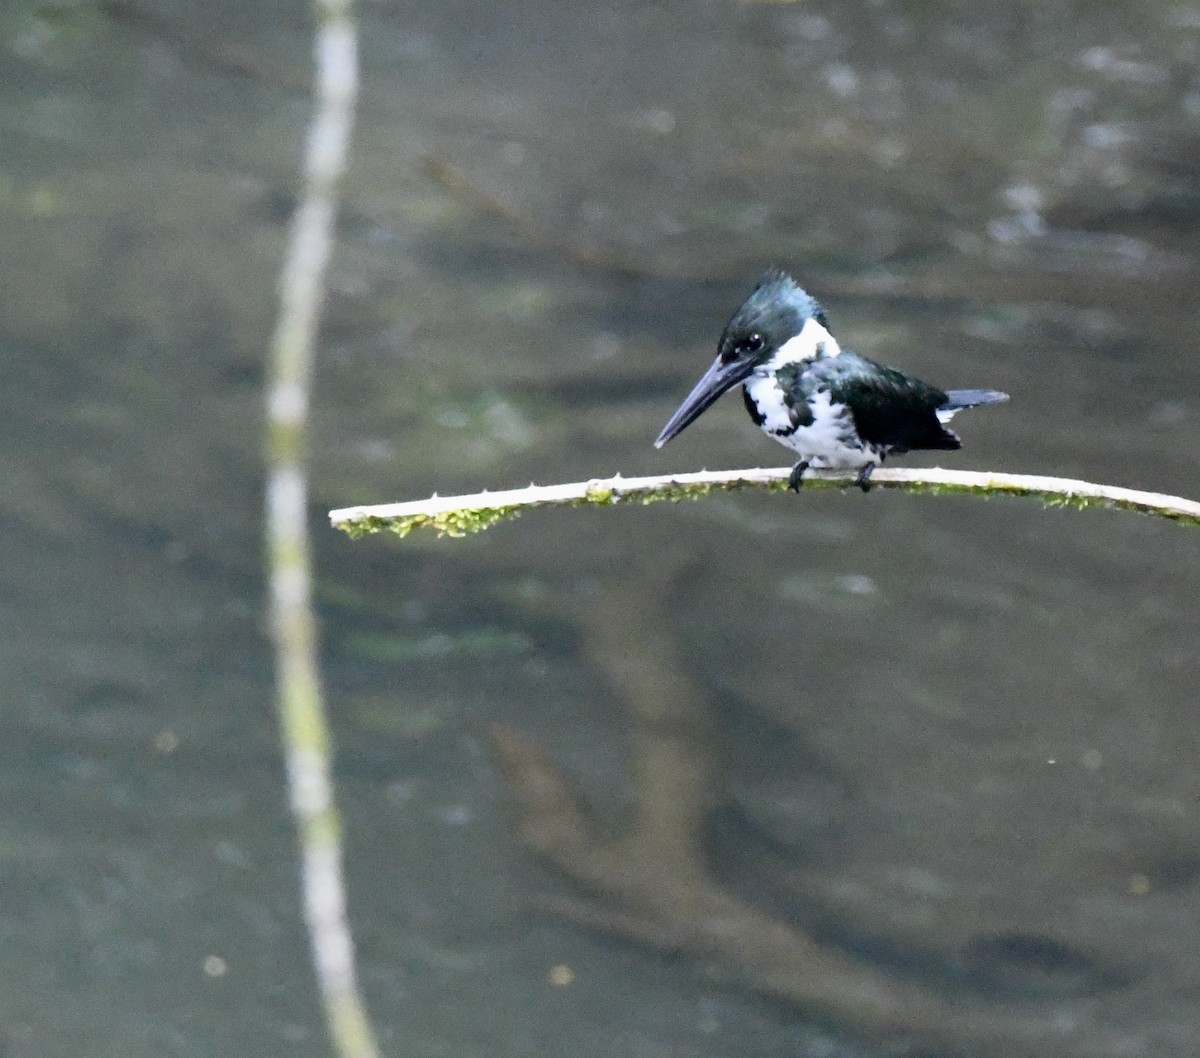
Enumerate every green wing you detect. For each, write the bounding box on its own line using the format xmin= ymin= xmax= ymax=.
xmin=802 ymin=352 xmax=959 ymax=452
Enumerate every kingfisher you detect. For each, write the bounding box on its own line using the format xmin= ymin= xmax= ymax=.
xmin=654 ymin=269 xmax=1009 ymax=492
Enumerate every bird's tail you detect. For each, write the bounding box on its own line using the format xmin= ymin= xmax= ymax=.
xmin=937 ymin=389 xmax=1009 ymax=423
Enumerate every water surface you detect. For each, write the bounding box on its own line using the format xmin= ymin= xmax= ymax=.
xmin=3 ymin=1 xmax=1199 ymax=1055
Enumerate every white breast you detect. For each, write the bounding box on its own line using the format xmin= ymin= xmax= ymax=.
xmin=743 ymin=372 xmax=796 ymax=435
xmin=744 ymin=319 xmax=874 ymax=469
xmin=776 ymin=389 xmax=870 ymax=467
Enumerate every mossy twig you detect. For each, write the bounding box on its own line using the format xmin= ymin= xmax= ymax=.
xmin=330 ymin=466 xmax=1200 ymax=539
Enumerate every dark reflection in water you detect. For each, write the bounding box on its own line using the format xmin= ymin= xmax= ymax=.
xmin=3 ymin=0 xmax=1199 ymax=1055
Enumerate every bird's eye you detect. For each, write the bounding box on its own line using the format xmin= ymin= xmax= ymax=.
xmin=735 ymin=333 xmax=765 ymax=357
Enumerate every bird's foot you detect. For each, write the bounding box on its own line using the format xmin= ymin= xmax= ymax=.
xmin=854 ymin=464 xmax=876 ymax=493
xmin=787 ymin=461 xmax=810 ymax=492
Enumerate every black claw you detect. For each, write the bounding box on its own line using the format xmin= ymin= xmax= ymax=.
xmin=855 ymin=464 xmax=876 ymax=493
xmin=787 ymin=461 xmax=810 ymax=492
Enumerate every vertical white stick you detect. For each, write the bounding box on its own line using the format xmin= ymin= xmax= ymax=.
xmin=265 ymin=2 xmax=380 ymax=1056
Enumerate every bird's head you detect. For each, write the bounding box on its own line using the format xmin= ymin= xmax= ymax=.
xmin=655 ymin=269 xmax=835 ymax=448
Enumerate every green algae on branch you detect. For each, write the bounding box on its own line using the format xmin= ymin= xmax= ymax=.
xmin=330 ymin=468 xmax=787 ymax=539
xmin=338 ymin=505 xmax=522 ymax=539
xmin=397 ymin=505 xmax=523 ymax=538
xmin=329 ymin=467 xmax=1200 ymax=539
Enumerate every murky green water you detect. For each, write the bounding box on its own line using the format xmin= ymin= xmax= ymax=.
xmin=3 ymin=1 xmax=1199 ymax=1055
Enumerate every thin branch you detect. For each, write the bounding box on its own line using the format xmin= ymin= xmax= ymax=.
xmin=330 ymin=466 xmax=1200 ymax=538
xmin=265 ymin=2 xmax=380 ymax=1058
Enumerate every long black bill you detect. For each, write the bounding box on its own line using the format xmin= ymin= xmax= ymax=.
xmin=654 ymin=355 xmax=755 ymax=448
